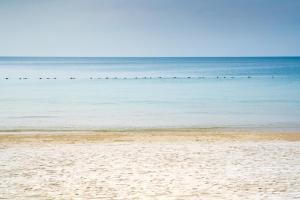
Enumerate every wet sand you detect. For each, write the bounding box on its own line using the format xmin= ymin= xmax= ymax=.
xmin=0 ymin=129 xmax=300 ymax=199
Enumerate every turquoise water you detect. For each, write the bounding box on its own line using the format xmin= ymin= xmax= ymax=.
xmin=0 ymin=57 xmax=300 ymax=130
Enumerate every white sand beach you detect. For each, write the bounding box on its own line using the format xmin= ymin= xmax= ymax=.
xmin=0 ymin=129 xmax=300 ymax=199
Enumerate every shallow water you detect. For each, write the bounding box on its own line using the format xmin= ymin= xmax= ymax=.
xmin=0 ymin=57 xmax=300 ymax=130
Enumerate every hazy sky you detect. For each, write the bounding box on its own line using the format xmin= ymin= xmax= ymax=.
xmin=0 ymin=0 xmax=299 ymax=56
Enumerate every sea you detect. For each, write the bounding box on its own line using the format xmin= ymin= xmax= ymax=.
xmin=0 ymin=57 xmax=299 ymax=131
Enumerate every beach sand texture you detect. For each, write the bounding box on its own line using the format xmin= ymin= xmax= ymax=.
xmin=0 ymin=129 xmax=300 ymax=199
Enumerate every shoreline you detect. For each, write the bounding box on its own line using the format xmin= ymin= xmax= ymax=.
xmin=1 ymin=128 xmax=300 ymax=144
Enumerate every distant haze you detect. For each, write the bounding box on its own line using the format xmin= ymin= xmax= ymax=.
xmin=0 ymin=0 xmax=299 ymax=57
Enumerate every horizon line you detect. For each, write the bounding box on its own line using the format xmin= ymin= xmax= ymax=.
xmin=0 ymin=56 xmax=300 ymax=58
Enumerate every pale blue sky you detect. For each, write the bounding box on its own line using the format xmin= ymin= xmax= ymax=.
xmin=0 ymin=0 xmax=299 ymax=56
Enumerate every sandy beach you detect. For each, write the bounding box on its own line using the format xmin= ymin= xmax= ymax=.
xmin=1 ymin=0 xmax=300 ymax=199
xmin=0 ymin=129 xmax=300 ymax=199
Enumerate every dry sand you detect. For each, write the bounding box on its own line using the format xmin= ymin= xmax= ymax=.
xmin=0 ymin=129 xmax=300 ymax=199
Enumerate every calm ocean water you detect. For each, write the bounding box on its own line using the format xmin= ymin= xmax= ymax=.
xmin=0 ymin=57 xmax=300 ymax=130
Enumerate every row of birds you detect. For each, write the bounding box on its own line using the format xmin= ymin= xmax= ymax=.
xmin=2 ymin=76 xmax=257 ymax=80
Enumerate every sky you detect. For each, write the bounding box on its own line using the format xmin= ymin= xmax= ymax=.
xmin=0 ymin=0 xmax=299 ymax=57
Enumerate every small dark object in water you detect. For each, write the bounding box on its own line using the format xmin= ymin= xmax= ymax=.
xmin=158 ymin=77 xmax=162 ymax=79
xmin=90 ymin=77 xmax=93 ymax=79
xmin=105 ymin=77 xmax=109 ymax=79
xmin=217 ymin=76 xmax=219 ymax=79
xmin=5 ymin=77 xmax=8 ymax=80
xmin=187 ymin=77 xmax=191 ymax=79
xmin=39 ymin=78 xmax=42 ymax=79
xmin=53 ymin=78 xmax=56 ymax=79
xmin=46 ymin=78 xmax=50 ymax=79
xmin=173 ymin=77 xmax=177 ymax=79
xmin=248 ymin=76 xmax=251 ymax=78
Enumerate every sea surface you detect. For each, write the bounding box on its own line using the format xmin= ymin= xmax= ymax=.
xmin=0 ymin=57 xmax=300 ymax=131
